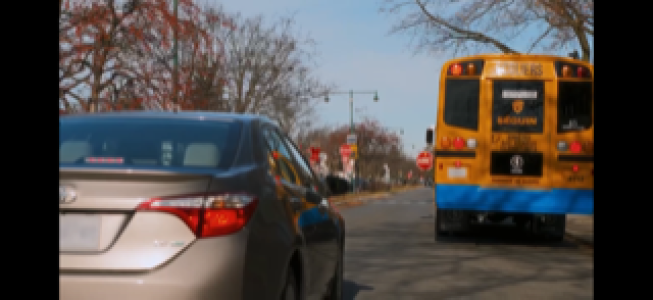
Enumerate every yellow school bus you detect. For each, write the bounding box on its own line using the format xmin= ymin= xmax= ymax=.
xmin=425 ymin=54 xmax=593 ymax=240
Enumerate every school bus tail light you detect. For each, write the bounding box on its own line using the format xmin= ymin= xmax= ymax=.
xmin=453 ymin=137 xmax=465 ymax=150
xmin=454 ymin=160 xmax=462 ymax=168
xmin=570 ymin=141 xmax=582 ymax=153
xmin=572 ymin=165 xmax=579 ymax=172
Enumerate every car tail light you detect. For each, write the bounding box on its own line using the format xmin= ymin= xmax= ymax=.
xmin=570 ymin=141 xmax=582 ymax=153
xmin=453 ymin=137 xmax=465 ymax=150
xmin=137 ymin=193 xmax=258 ymax=238
xmin=577 ymin=67 xmax=584 ymax=77
xmin=440 ymin=137 xmax=451 ymax=149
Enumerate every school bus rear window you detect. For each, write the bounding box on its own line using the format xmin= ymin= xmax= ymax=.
xmin=443 ymin=79 xmax=480 ymax=130
xmin=492 ymin=80 xmax=544 ymax=133
xmin=558 ymin=82 xmax=592 ymax=132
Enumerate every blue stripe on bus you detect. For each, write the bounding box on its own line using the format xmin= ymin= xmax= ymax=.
xmin=435 ymin=184 xmax=593 ymax=214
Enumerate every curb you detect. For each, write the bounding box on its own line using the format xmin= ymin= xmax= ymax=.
xmin=330 ymin=187 xmax=421 ymax=204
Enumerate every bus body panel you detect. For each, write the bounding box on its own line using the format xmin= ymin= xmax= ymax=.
xmin=433 ymin=54 xmax=593 ymax=216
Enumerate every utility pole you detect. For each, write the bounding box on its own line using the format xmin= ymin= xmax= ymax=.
xmin=172 ymin=0 xmax=179 ymax=110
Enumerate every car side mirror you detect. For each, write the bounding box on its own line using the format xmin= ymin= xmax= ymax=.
xmin=304 ymin=188 xmax=322 ymax=205
xmin=324 ymin=175 xmax=348 ymax=196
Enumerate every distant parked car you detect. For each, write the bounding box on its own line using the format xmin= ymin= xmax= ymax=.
xmin=325 ymin=175 xmax=351 ymax=194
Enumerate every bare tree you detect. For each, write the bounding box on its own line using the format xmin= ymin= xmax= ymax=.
xmin=264 ymin=66 xmax=334 ymax=138
xmin=207 ymin=12 xmax=333 ymax=135
xmin=380 ymin=0 xmax=593 ymax=61
xmin=60 ymin=0 xmax=146 ymax=112
xmin=298 ymin=118 xmax=410 ymax=180
xmin=60 ymin=1 xmax=335 ymax=121
xmin=60 ymin=0 xmax=208 ymax=112
xmin=220 ymin=15 xmax=310 ymax=110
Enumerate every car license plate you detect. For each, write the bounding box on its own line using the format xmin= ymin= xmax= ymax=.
xmin=447 ymin=167 xmax=467 ymax=178
xmin=60 ymin=214 xmax=101 ymax=251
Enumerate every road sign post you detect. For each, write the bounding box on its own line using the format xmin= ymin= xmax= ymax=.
xmin=416 ymin=151 xmax=433 ymax=172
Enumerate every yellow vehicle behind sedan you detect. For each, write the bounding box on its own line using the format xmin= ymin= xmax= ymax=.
xmin=426 ymin=53 xmax=593 ymax=240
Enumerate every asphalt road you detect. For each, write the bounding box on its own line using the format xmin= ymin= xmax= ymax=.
xmin=338 ymin=187 xmax=593 ymax=300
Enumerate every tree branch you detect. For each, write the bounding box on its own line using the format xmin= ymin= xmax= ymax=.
xmin=414 ymin=0 xmax=518 ymax=53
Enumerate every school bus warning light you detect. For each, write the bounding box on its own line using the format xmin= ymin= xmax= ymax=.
xmin=451 ymin=63 xmax=462 ymax=76
xmin=440 ymin=137 xmax=451 ymax=149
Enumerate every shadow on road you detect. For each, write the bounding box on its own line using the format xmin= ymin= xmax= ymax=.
xmin=342 ymin=280 xmax=373 ymax=300
xmin=434 ymin=223 xmax=581 ymax=249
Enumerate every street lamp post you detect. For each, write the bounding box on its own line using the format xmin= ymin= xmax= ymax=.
xmin=324 ymin=90 xmax=379 ymax=134
xmin=324 ymin=90 xmax=379 ymax=193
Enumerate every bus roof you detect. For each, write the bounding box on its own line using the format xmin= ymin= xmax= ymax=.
xmin=446 ymin=53 xmax=593 ymax=67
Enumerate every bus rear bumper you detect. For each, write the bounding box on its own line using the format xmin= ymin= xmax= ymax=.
xmin=435 ymin=184 xmax=593 ymax=214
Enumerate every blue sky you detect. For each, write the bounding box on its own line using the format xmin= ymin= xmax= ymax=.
xmin=217 ymin=0 xmax=591 ymax=159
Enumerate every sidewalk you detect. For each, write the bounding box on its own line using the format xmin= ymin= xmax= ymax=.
xmin=565 ymin=214 xmax=593 ymax=246
xmin=330 ymin=186 xmax=421 ymax=207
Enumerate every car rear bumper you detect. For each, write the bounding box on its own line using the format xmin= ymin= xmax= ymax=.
xmin=435 ymin=184 xmax=593 ymax=214
xmin=60 ymin=230 xmax=248 ymax=300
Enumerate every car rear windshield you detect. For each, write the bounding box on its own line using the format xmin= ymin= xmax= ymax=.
xmin=59 ymin=117 xmax=243 ymax=170
xmin=558 ymin=82 xmax=592 ymax=132
xmin=443 ymin=79 xmax=480 ymax=130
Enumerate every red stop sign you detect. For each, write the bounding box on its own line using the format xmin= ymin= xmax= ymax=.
xmin=309 ymin=147 xmax=321 ymax=162
xmin=339 ymin=144 xmax=351 ymax=157
xmin=416 ymin=151 xmax=433 ymax=171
